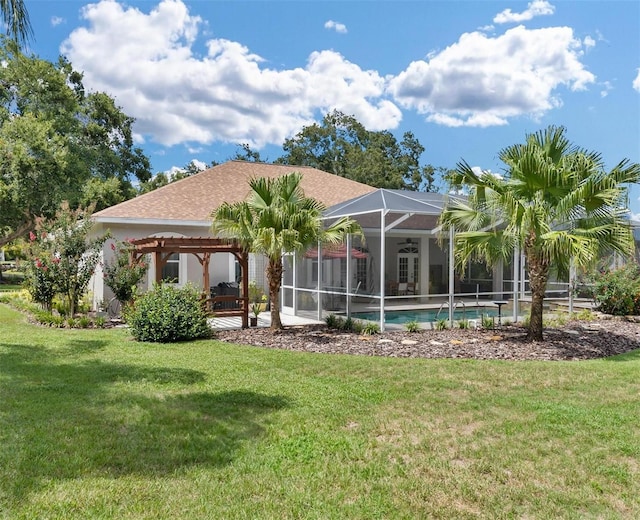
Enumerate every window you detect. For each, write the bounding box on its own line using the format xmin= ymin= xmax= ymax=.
xmin=162 ymin=253 xmax=180 ymax=282
xmin=398 ymin=257 xmax=408 ymax=283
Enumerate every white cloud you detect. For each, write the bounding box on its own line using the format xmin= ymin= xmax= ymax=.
xmin=51 ymin=16 xmax=65 ymax=27
xmin=191 ymin=159 xmax=207 ymax=170
xmin=634 ymin=69 xmax=640 ymax=92
xmin=600 ymin=80 xmax=613 ymax=98
xmin=387 ymin=25 xmax=595 ymax=127
xmin=61 ymin=0 xmax=398 ymax=148
xmin=583 ymin=35 xmax=596 ymax=49
xmin=494 ymin=0 xmax=555 ymax=24
xmin=324 ymin=20 xmax=347 ymax=34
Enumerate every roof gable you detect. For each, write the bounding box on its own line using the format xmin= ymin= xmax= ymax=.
xmin=94 ymin=161 xmax=376 ymax=222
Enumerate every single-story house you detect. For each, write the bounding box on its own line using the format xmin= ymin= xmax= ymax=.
xmin=89 ymin=160 xmax=376 ymax=311
xmin=91 ymin=160 xmax=584 ymax=330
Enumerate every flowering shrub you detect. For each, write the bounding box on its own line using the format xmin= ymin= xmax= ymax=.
xmin=591 ymin=264 xmax=640 ymax=316
xmin=25 ymin=233 xmax=58 ymax=311
xmin=24 ymin=203 xmax=107 ymax=315
xmin=103 ymin=239 xmax=148 ymax=306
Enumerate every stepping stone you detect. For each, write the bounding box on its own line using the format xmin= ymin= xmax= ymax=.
xmin=401 ymin=339 xmax=418 ymax=346
xmin=450 ymin=339 xmax=464 ymax=345
xmin=378 ymin=339 xmax=394 ymax=344
xmin=429 ymin=340 xmax=445 ymax=345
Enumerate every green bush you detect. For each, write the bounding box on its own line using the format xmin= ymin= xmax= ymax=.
xmin=591 ymin=264 xmax=640 ymax=316
xmin=362 ymin=322 xmax=380 ymax=335
xmin=435 ymin=318 xmax=448 ymax=331
xmin=125 ymin=283 xmax=212 ymax=342
xmin=482 ymin=315 xmax=494 ymax=329
xmin=325 ymin=314 xmax=340 ymax=329
xmin=405 ymin=320 xmax=420 ymax=332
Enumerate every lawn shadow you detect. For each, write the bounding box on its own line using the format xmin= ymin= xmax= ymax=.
xmin=61 ymin=338 xmax=111 ymax=355
xmin=0 ymin=342 xmax=289 ymax=505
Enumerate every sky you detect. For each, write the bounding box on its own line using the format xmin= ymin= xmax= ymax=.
xmin=21 ymin=0 xmax=640 ymax=212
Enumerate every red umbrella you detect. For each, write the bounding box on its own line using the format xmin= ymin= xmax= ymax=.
xmin=304 ymin=245 xmax=367 ymax=259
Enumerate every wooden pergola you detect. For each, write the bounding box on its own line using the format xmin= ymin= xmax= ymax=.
xmin=129 ymin=237 xmax=249 ymax=328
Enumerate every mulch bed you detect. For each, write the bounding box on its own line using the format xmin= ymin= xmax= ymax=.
xmin=215 ymin=317 xmax=640 ymax=361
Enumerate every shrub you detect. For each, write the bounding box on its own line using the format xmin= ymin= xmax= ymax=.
xmin=575 ymin=308 xmax=595 ymax=321
xmin=34 ymin=310 xmax=55 ymax=326
xmin=94 ymin=316 xmax=106 ymax=328
xmin=77 ymin=316 xmax=91 ymax=329
xmin=341 ymin=317 xmax=354 ymax=331
xmin=325 ymin=314 xmax=340 ymax=329
xmin=458 ymin=319 xmax=469 ymax=330
xmin=482 ymin=315 xmax=494 ymax=329
xmin=103 ymin=239 xmax=149 ymax=307
xmin=591 ymin=264 xmax=640 ymax=316
xmin=405 ymin=320 xmax=420 ymax=332
xmin=362 ymin=322 xmax=380 ymax=335
xmin=125 ymin=283 xmax=212 ymax=342
xmin=350 ymin=319 xmax=364 ymax=334
xmin=435 ymin=318 xmax=448 ymax=330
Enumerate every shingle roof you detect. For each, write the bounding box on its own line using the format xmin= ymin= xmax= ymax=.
xmin=93 ymin=161 xmax=377 ymax=222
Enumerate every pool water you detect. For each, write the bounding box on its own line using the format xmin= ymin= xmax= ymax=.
xmin=352 ymin=307 xmax=501 ymax=324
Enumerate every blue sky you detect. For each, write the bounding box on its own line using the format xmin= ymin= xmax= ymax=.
xmin=22 ymin=0 xmax=640 ymax=212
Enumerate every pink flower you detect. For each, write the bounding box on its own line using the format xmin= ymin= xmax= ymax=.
xmin=110 ymin=243 xmax=116 ymax=251
xmin=29 ymin=231 xmax=36 ymax=242
xmin=35 ymin=259 xmax=42 ymax=268
xmin=51 ymin=257 xmax=60 ymax=264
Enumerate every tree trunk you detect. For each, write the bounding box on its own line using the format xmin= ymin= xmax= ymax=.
xmin=526 ymin=252 xmax=549 ymax=342
xmin=266 ymin=257 xmax=284 ymax=330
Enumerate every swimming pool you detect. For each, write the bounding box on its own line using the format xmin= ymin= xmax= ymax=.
xmin=352 ymin=307 xmax=501 ymax=324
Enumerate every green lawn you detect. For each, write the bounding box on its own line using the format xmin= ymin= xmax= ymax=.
xmin=1 ymin=304 xmax=639 ymax=519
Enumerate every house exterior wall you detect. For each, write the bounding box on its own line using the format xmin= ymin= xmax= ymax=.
xmin=90 ymin=220 xmax=238 ymax=310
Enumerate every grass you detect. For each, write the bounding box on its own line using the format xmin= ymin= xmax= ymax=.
xmin=1 ymin=304 xmax=640 ymax=519
xmin=0 ymin=283 xmax=21 ymax=293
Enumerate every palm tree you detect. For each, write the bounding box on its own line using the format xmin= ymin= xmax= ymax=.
xmin=1 ymin=0 xmax=33 ymax=46
xmin=440 ymin=125 xmax=640 ymax=341
xmin=211 ymin=172 xmax=362 ymax=330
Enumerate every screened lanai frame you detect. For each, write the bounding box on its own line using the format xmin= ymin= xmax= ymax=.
xmin=282 ymin=189 xmax=561 ymax=331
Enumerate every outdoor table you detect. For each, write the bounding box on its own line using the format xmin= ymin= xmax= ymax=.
xmin=493 ymin=300 xmax=508 ymax=326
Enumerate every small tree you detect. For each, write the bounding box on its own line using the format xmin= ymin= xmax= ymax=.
xmin=103 ymin=239 xmax=148 ymax=307
xmin=26 ymin=203 xmax=107 ymax=316
xmin=24 ymin=232 xmax=57 ymax=311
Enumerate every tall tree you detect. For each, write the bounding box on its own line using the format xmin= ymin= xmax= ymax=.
xmin=276 ymin=110 xmax=436 ymax=191
xmin=0 ymin=40 xmax=151 ymax=246
xmin=440 ymin=125 xmax=640 ymax=341
xmin=0 ymin=2 xmax=32 ymax=46
xmin=211 ymin=172 xmax=362 ymax=329
xmin=231 ymin=143 xmax=265 ymax=163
